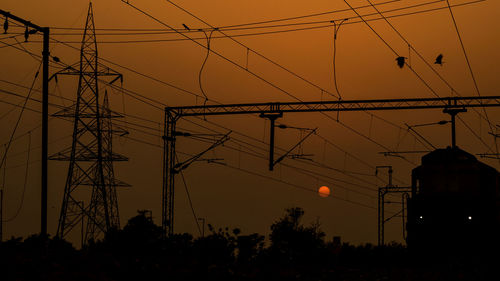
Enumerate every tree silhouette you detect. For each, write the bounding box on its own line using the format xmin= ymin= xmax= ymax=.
xmin=269 ymin=207 xmax=326 ymax=266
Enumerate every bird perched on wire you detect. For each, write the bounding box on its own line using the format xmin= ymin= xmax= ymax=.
xmin=396 ymin=56 xmax=407 ymax=68
xmin=182 ymin=23 xmax=191 ymax=31
xmin=435 ymin=54 xmax=444 ymax=66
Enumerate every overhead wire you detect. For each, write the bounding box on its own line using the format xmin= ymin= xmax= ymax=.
xmin=175 ymin=153 xmax=202 ymax=236
xmin=444 ymin=0 xmax=498 ymax=156
xmin=0 ymin=62 xmax=41 ymax=171
xmin=47 ymin=0 xmax=401 ymax=32
xmin=2 ymin=132 xmax=31 ymax=222
xmin=42 ymin=1 xmax=481 ymax=39
xmin=2 ymin=15 xmax=410 ymax=192
xmin=198 ymin=29 xmax=215 ymax=104
xmin=343 ymin=0 xmax=494 ymax=153
xmin=51 ymin=22 xmax=422 ymax=165
xmin=363 ymin=0 xmax=495 ymax=152
xmin=139 ymin=0 xmax=419 ymax=169
xmin=1 ymin=42 xmax=404 ymax=190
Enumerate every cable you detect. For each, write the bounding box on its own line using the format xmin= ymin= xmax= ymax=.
xmin=2 ymin=132 xmax=30 ymax=222
xmin=176 ymin=153 xmax=202 ymax=236
xmin=221 ymin=161 xmax=376 ymax=210
xmin=49 ymin=23 xmax=420 ymax=171
xmin=6 ymin=19 xmax=410 ymax=188
xmin=0 ymin=62 xmax=41 ymax=171
xmin=43 ymin=1 xmax=484 ymax=43
xmin=131 ymin=0 xmax=417 ymax=167
xmin=364 ymin=0 xmax=495 ymax=152
xmin=444 ymin=0 xmax=497 ymax=155
xmin=331 ymin=19 xmax=348 ymax=100
xmin=47 ymin=0 xmax=401 ymax=32
xmin=198 ymin=29 xmax=215 ymax=103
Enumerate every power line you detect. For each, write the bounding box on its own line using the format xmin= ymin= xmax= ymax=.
xmin=342 ymin=0 xmax=494 ymax=153
xmin=2 ymin=17 xmax=410 ymax=188
xmin=46 ymin=0 xmax=401 ymax=32
xmin=140 ymin=0 xmax=419 ymax=165
xmin=364 ymin=0 xmax=494 ymax=151
xmin=41 ymin=1 xmax=478 ymax=36
xmin=39 ymin=1 xmax=485 ymax=44
xmin=2 ymin=132 xmax=30 ymax=222
xmin=0 ymin=62 xmax=41 ymax=171
xmin=176 ymin=153 xmax=202 ymax=236
xmin=49 ymin=24 xmax=417 ymax=166
xmin=444 ymin=0 xmax=498 ymax=156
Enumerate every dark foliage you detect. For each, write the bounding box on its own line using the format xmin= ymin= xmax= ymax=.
xmin=1 ymin=207 xmax=497 ymax=281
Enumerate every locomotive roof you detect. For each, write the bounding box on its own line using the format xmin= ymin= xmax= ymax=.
xmin=421 ymin=146 xmax=497 ymax=173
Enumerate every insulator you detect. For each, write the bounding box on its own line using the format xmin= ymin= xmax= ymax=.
xmin=24 ymin=26 xmax=29 ymax=42
xmin=3 ymin=17 xmax=8 ymax=34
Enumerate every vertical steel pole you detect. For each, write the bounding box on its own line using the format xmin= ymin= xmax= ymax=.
xmin=269 ymin=118 xmax=276 ymax=171
xmin=451 ymin=112 xmax=456 ymax=148
xmin=41 ymin=28 xmax=49 ymax=237
xmin=377 ymin=188 xmax=381 ymax=246
xmin=0 ymin=189 xmax=3 ymax=242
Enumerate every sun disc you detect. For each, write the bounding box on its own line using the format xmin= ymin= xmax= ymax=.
xmin=318 ymin=186 xmax=330 ymax=197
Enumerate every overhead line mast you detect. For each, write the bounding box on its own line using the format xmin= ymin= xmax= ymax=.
xmin=162 ymin=95 xmax=500 ymax=236
xmin=0 ymin=9 xmax=50 ymax=238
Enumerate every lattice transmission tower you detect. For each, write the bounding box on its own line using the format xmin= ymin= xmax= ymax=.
xmin=50 ymin=3 xmax=129 ymax=243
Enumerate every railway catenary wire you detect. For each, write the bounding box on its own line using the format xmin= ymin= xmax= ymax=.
xmin=0 ymin=85 xmax=382 ymax=207
xmin=4 ymin=7 xmax=468 ymax=192
xmin=22 ymin=33 xmax=416 ymax=184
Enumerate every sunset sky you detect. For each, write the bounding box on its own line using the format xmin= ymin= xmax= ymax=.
xmin=1 ymin=0 xmax=499 ymax=245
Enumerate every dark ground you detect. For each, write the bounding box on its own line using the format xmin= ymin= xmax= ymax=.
xmin=1 ymin=208 xmax=497 ymax=281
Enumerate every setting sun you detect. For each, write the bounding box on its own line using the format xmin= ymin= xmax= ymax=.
xmin=318 ymin=186 xmax=330 ymax=198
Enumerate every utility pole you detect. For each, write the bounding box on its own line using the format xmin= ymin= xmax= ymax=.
xmin=0 ymin=189 xmax=3 ymax=242
xmin=0 ymin=9 xmax=50 ymax=238
xmin=376 ymin=165 xmax=392 ymax=246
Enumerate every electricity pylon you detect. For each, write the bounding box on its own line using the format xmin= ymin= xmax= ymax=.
xmin=50 ymin=3 xmax=129 ymax=244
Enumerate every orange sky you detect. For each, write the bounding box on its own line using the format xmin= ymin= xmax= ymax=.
xmin=1 ymin=0 xmax=499 ymax=245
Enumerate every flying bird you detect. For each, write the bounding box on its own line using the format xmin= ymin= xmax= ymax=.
xmin=435 ymin=54 xmax=444 ymax=66
xmin=182 ymin=23 xmax=191 ymax=31
xmin=396 ymin=56 xmax=406 ymax=68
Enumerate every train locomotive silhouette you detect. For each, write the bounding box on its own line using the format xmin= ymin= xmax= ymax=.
xmin=407 ymin=146 xmax=500 ymax=251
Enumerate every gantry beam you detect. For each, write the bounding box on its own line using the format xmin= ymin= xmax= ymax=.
xmin=166 ymin=96 xmax=500 ymax=117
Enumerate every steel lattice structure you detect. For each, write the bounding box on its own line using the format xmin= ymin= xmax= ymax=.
xmin=50 ymin=3 xmax=128 ymax=244
xmin=166 ymin=96 xmax=500 ymax=117
xmin=163 ymin=95 xmax=500 ymax=236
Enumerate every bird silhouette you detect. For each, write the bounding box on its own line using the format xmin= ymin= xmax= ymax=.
xmin=182 ymin=23 xmax=190 ymax=31
xmin=396 ymin=57 xmax=406 ymax=68
xmin=435 ymin=54 xmax=444 ymax=66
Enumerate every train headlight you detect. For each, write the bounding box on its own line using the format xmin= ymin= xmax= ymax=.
xmin=468 ymin=216 xmax=472 ymax=220
xmin=419 ymin=215 xmax=423 ymax=220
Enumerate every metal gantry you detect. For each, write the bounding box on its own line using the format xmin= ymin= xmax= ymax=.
xmin=163 ymin=95 xmax=500 ymax=236
xmin=50 ymin=3 xmax=129 ymax=244
xmin=376 ymin=165 xmax=411 ymax=246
